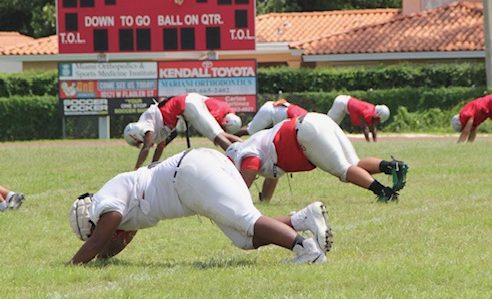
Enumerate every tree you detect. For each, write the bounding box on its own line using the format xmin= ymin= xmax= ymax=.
xmin=0 ymin=0 xmax=55 ymax=37
xmin=257 ymin=0 xmax=401 ymax=14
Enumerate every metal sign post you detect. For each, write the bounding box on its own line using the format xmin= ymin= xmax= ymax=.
xmin=484 ymin=0 xmax=492 ymax=89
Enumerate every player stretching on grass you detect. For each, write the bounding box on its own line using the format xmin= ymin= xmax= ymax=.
xmin=235 ymin=99 xmax=308 ymax=136
xmin=226 ymin=112 xmax=408 ymax=202
xmin=327 ymin=95 xmax=390 ymax=142
xmin=124 ymin=93 xmax=243 ymax=169
xmin=451 ymin=94 xmax=492 ymax=143
xmin=68 ymin=148 xmax=332 ymax=265
xmin=0 ymin=185 xmax=24 ymax=212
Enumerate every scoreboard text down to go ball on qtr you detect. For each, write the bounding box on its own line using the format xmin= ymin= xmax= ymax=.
xmin=57 ymin=0 xmax=255 ymax=53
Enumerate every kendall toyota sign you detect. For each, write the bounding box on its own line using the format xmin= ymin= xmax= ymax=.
xmin=158 ymin=60 xmax=257 ymax=112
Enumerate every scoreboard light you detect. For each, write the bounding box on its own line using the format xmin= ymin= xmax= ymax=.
xmin=57 ymin=0 xmax=255 ymax=54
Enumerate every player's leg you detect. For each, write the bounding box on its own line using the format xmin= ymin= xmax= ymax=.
xmin=183 ymin=96 xmax=228 ymax=149
xmin=298 ymin=113 xmax=397 ymax=202
xmin=174 ymin=148 xmax=325 ymax=263
xmin=244 ymin=101 xmax=277 ymax=135
xmin=274 ymin=201 xmax=333 ymax=253
xmin=0 ymin=185 xmax=24 ymax=211
xmin=327 ymin=95 xmax=350 ymax=124
xmin=0 ymin=185 xmax=7 ymax=211
xmin=297 ymin=113 xmax=357 ymax=182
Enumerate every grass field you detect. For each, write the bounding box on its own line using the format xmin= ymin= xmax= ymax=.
xmin=0 ymin=136 xmax=491 ymax=298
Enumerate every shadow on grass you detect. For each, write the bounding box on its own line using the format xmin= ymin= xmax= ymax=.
xmin=62 ymin=256 xmax=257 ymax=270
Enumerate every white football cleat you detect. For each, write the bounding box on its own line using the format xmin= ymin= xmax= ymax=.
xmin=8 ymin=193 xmax=25 ymax=209
xmin=291 ymin=201 xmax=333 ymax=253
xmin=291 ymin=238 xmax=326 ymax=264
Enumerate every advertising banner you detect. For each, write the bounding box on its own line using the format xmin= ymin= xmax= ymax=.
xmin=58 ymin=62 xmax=157 ymax=80
xmin=158 ymin=60 xmax=256 ymax=112
xmin=62 ymin=98 xmax=109 ymax=116
xmin=59 ymin=60 xmax=257 ymax=115
xmin=59 ymin=79 xmax=157 ymax=98
xmin=108 ymin=98 xmax=156 ymax=115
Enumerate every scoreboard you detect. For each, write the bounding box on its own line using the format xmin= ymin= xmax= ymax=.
xmin=56 ymin=0 xmax=255 ymax=54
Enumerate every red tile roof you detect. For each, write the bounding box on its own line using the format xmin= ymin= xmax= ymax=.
xmin=0 ymin=32 xmax=35 ymax=50
xmin=0 ymin=35 xmax=58 ymax=55
xmin=256 ymin=9 xmax=401 ymax=43
xmin=291 ymin=1 xmax=484 ymax=55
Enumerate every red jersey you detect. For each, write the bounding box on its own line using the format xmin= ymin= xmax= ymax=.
xmin=273 ymin=118 xmax=315 ymax=172
xmin=204 ymin=98 xmax=235 ymax=126
xmin=459 ymin=94 xmax=492 ymax=128
xmin=158 ymin=95 xmax=186 ymax=128
xmin=286 ymin=104 xmax=308 ymax=119
xmin=239 ymin=118 xmax=315 ymax=173
xmin=347 ymin=97 xmax=376 ymax=126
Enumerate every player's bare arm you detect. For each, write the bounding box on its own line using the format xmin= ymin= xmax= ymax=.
xmin=458 ymin=117 xmax=474 ymax=143
xmin=468 ymin=127 xmax=478 ymax=142
xmin=234 ymin=127 xmax=249 ymax=137
xmin=98 ymin=230 xmax=137 ymax=259
xmin=260 ymin=178 xmax=279 ymax=202
xmin=370 ymin=124 xmax=378 ymax=142
xmin=151 ymin=141 xmax=166 ymax=163
xmin=70 ymin=211 xmax=122 ymax=264
xmin=360 ymin=117 xmax=370 ymax=142
xmin=239 ymin=169 xmax=258 ymax=188
xmin=135 ymin=131 xmax=155 ymax=169
xmin=225 ymin=132 xmax=243 ymax=144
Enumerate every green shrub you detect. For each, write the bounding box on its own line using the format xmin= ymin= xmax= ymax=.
xmin=30 ymin=72 xmax=58 ymax=96
xmin=0 ymin=71 xmax=58 ymax=97
xmin=0 ymin=96 xmax=60 ymax=141
xmin=385 ymin=107 xmax=453 ymax=133
xmin=257 ymin=63 xmax=485 ymax=93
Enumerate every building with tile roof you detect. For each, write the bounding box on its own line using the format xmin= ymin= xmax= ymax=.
xmin=0 ymin=32 xmax=35 ymax=72
xmin=0 ymin=0 xmax=486 ymax=72
xmin=292 ymin=1 xmax=485 ymax=67
xmin=0 ymin=32 xmax=35 ymax=49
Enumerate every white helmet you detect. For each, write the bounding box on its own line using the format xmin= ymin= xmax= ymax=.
xmin=222 ymin=113 xmax=242 ymax=134
xmin=225 ymin=141 xmax=241 ymax=163
xmin=451 ymin=114 xmax=462 ymax=132
xmin=375 ymin=105 xmax=390 ymax=123
xmin=68 ymin=193 xmax=94 ymax=241
xmin=123 ymin=122 xmax=145 ymax=147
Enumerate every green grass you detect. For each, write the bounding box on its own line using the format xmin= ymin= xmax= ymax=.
xmin=1 ymin=136 xmax=491 ymax=298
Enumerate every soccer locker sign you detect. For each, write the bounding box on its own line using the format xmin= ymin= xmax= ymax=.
xmin=57 ymin=0 xmax=255 ymax=53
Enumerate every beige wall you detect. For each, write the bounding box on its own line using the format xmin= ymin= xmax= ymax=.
xmin=402 ymin=0 xmax=481 ymax=15
xmin=23 ymin=61 xmax=58 ymax=72
xmin=402 ymin=0 xmax=423 ymax=15
xmin=220 ymin=52 xmax=302 ymax=68
xmin=314 ymin=58 xmax=483 ymax=68
xmin=424 ymin=0 xmax=481 ymax=10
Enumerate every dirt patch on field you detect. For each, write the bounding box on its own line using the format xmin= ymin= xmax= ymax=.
xmin=0 ymin=138 xmax=211 ymax=148
xmin=348 ymin=133 xmax=492 ymax=142
xmin=0 ymin=139 xmax=125 ymax=148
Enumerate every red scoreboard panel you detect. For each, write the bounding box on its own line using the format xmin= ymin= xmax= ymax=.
xmin=57 ymin=0 xmax=255 ymax=54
